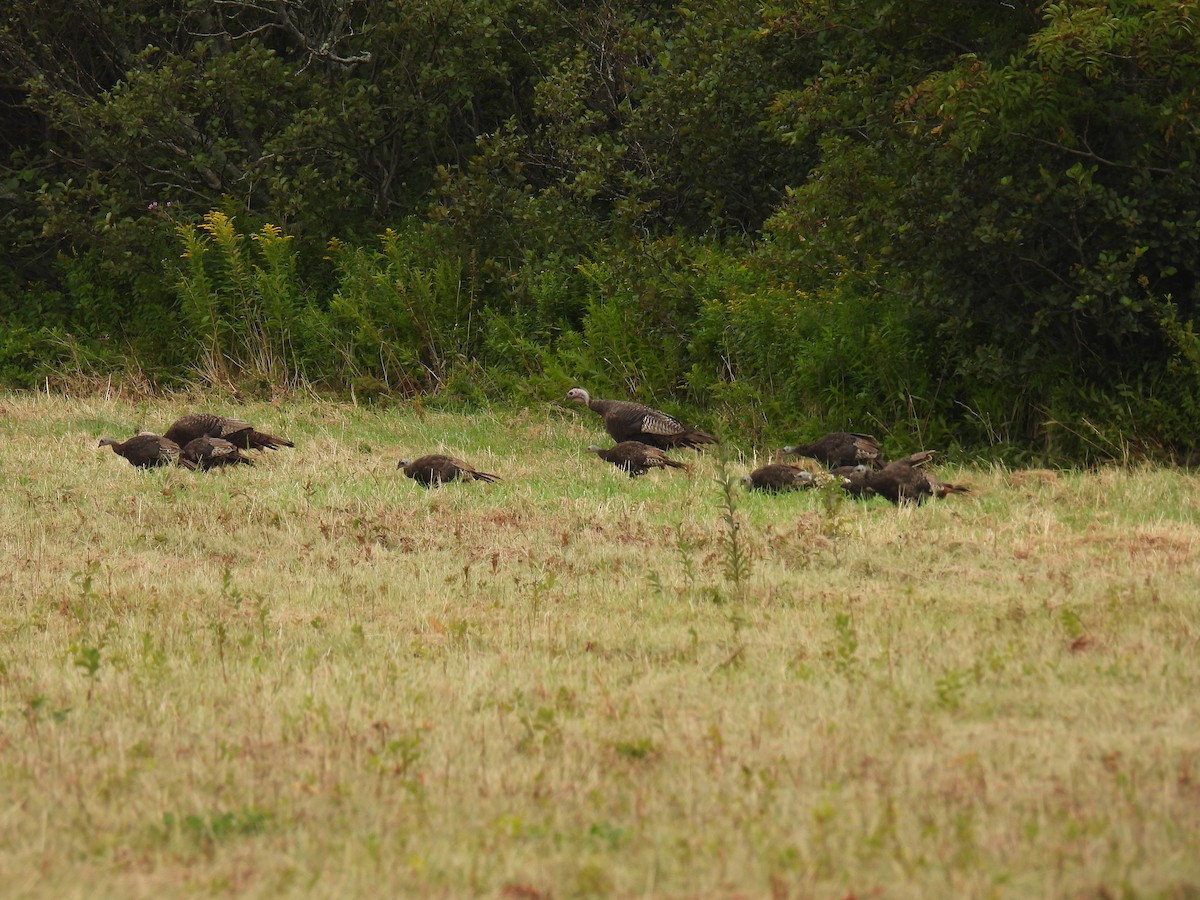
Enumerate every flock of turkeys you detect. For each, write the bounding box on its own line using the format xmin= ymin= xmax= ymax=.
xmin=97 ymin=388 xmax=969 ymax=504
xmin=566 ymin=388 xmax=968 ymax=505
xmin=97 ymin=413 xmax=292 ymax=471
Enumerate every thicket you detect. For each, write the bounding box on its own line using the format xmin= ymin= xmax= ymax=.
xmin=2 ymin=1 xmax=1198 ymax=463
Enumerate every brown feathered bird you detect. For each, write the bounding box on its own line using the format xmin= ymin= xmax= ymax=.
xmin=98 ymin=433 xmax=193 ymax=469
xmin=588 ymin=441 xmax=691 ymax=478
xmin=782 ymin=432 xmax=883 ymax=469
xmin=862 ymin=451 xmax=970 ymax=505
xmin=742 ymin=463 xmax=817 ymax=493
xmin=833 ymin=464 xmax=872 ymax=498
xmin=566 ymin=388 xmax=718 ymax=450
xmin=181 ymin=436 xmax=254 ymax=471
xmin=164 ymin=413 xmax=293 ymax=451
xmin=398 ymin=454 xmax=500 ymax=486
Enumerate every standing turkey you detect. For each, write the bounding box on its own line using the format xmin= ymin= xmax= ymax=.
xmin=862 ymin=451 xmax=970 ymax=505
xmin=398 ymin=454 xmax=500 ymax=486
xmin=588 ymin=441 xmax=690 ymax=478
xmin=566 ymin=388 xmax=718 ymax=450
xmin=782 ymin=432 xmax=883 ymax=469
xmin=98 ymin=433 xmax=193 ymax=469
xmin=742 ymin=463 xmax=817 ymax=493
xmin=181 ymin=436 xmax=254 ymax=471
xmin=164 ymin=413 xmax=293 ymax=451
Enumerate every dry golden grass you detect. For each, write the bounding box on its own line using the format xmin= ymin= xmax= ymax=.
xmin=1 ymin=392 xmax=1199 ymax=898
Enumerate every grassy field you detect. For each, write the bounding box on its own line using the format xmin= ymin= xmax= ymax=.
xmin=1 ymin=392 xmax=1198 ymax=898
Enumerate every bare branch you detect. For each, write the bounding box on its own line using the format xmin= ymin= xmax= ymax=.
xmin=1012 ymin=131 xmax=1173 ymax=175
xmin=183 ymin=0 xmax=372 ymax=66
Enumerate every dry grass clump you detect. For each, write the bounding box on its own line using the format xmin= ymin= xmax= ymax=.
xmin=1 ymin=393 xmax=1198 ymax=898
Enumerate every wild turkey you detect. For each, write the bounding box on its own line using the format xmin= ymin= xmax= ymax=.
xmin=835 ymin=451 xmax=926 ymax=501
xmin=566 ymin=388 xmax=718 ymax=450
xmin=782 ymin=432 xmax=883 ymax=469
xmin=398 ymin=454 xmax=500 ymax=486
xmin=588 ymin=441 xmax=691 ymax=478
xmin=98 ymin=433 xmax=193 ymax=470
xmin=181 ymin=436 xmax=254 ymax=471
xmin=164 ymin=413 xmax=293 ymax=451
xmin=833 ymin=464 xmax=872 ymax=498
xmin=863 ymin=451 xmax=969 ymax=505
xmin=742 ymin=463 xmax=817 ymax=493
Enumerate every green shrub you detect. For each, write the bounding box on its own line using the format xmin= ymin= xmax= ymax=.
xmin=325 ymin=224 xmax=480 ymax=396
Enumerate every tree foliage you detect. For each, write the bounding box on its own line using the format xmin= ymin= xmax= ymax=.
xmin=762 ymin=0 xmax=1200 ymax=455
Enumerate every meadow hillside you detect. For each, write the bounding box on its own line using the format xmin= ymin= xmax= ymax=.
xmin=1 ymin=393 xmax=1198 ymax=898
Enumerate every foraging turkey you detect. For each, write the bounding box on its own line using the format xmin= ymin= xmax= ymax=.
xmin=98 ymin=433 xmax=192 ymax=470
xmin=181 ymin=436 xmax=254 ymax=471
xmin=566 ymin=388 xmax=718 ymax=450
xmin=862 ymin=451 xmax=969 ymax=505
xmin=782 ymin=432 xmax=883 ymax=469
xmin=833 ymin=464 xmax=872 ymax=498
xmin=398 ymin=454 xmax=500 ymax=486
xmin=743 ymin=463 xmax=817 ymax=493
xmin=588 ymin=441 xmax=691 ymax=478
xmin=164 ymin=413 xmax=293 ymax=451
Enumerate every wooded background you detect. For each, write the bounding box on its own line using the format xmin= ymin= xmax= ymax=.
xmin=2 ymin=1 xmax=1198 ymax=462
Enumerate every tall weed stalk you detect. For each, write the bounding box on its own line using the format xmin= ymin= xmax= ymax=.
xmin=715 ymin=457 xmax=751 ymax=602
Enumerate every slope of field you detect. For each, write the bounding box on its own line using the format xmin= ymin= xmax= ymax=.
xmin=1 ymin=394 xmax=1198 ymax=898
